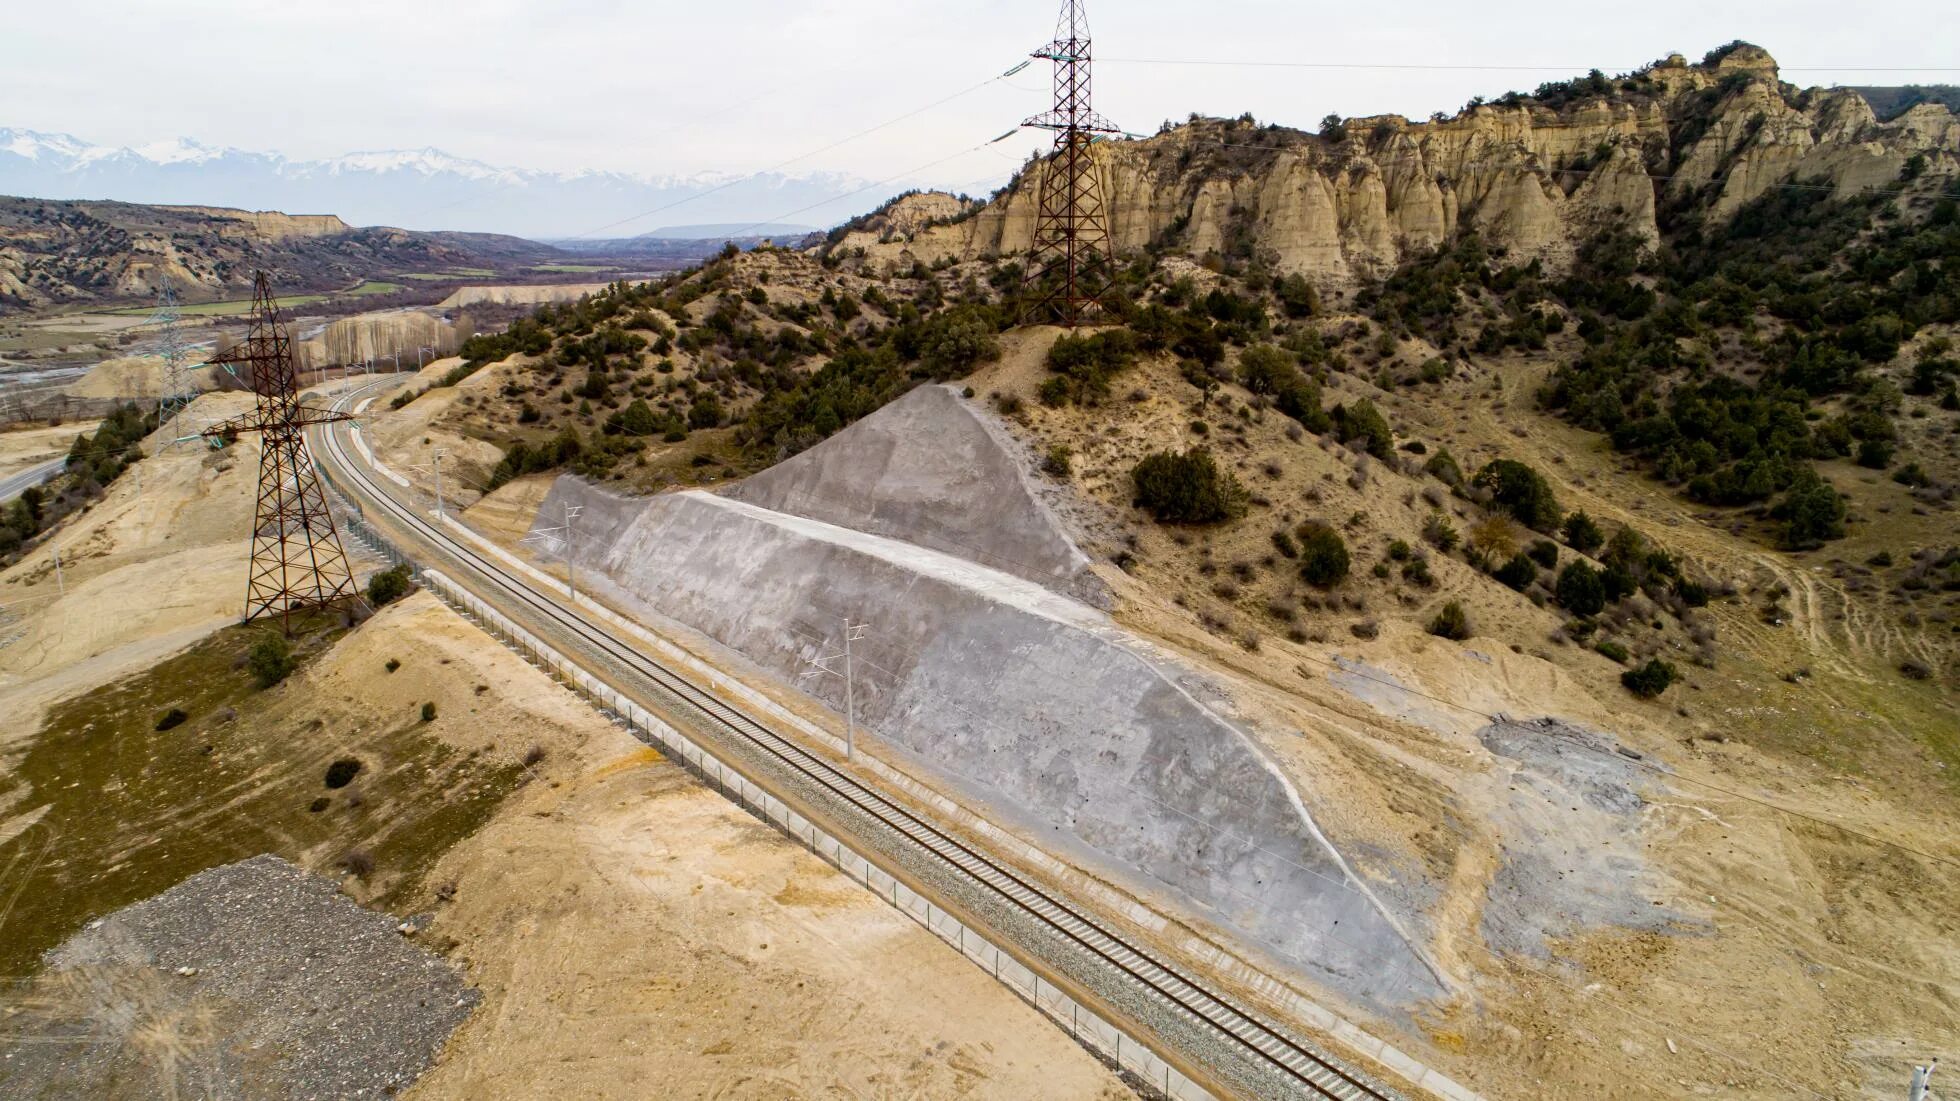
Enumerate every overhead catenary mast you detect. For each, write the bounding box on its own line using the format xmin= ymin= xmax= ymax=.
xmin=1022 ymin=0 xmax=1121 ymax=328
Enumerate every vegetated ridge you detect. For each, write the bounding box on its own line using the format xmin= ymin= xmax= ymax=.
xmin=0 ymin=196 xmax=557 ymax=309
xmin=387 ymin=42 xmax=1955 ymax=717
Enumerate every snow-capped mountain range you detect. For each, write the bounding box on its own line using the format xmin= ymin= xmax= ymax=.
xmin=0 ymin=127 xmax=869 ymax=240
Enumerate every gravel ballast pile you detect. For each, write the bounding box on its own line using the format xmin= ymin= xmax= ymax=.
xmin=5 ymin=854 xmax=475 ymax=1100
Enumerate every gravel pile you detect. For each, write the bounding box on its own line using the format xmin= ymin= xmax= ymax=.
xmin=4 ymin=854 xmax=475 ymax=1100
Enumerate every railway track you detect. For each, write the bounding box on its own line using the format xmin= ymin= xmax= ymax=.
xmin=314 ymin=392 xmax=1402 ymax=1101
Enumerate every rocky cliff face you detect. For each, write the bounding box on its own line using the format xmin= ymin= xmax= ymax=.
xmin=843 ymin=46 xmax=1958 ymax=289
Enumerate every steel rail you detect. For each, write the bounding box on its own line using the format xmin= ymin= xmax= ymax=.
xmin=313 ymin=398 xmax=1399 ymax=1101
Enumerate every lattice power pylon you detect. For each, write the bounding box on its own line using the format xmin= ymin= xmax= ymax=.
xmin=202 ymin=271 xmax=358 ymax=632
xmin=152 ymin=275 xmax=195 ymax=422
xmin=1022 ymin=0 xmax=1121 ymax=328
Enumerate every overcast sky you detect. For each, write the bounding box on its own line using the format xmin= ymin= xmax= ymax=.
xmin=8 ymin=0 xmax=1955 ymax=194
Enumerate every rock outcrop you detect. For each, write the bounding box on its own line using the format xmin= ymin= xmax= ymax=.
xmin=839 ymin=47 xmax=1958 ymax=289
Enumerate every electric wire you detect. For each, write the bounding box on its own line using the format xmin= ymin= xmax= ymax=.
xmin=1100 ymin=56 xmax=1960 ymax=75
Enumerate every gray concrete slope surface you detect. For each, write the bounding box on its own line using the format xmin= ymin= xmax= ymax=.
xmin=531 ymin=478 xmax=1445 ymax=1009
xmin=726 ymin=384 xmax=1111 ymax=608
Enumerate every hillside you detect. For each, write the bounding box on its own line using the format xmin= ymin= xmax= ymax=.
xmin=378 ymin=39 xmax=1956 ymax=782
xmin=8 ymin=37 xmax=1954 ymax=1099
xmin=0 ymin=196 xmax=557 ymax=309
xmin=847 ymin=45 xmax=1957 ymax=288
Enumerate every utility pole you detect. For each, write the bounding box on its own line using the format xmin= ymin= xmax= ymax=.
xmin=432 ymin=447 xmax=447 ymax=520
xmin=563 ymin=503 xmax=580 ymax=601
xmin=516 ymin=502 xmax=581 ymax=601
xmin=1021 ymin=0 xmax=1120 ymax=328
xmin=798 ymin=618 xmax=872 ymax=761
xmin=1911 ymin=1059 xmax=1938 ymax=1101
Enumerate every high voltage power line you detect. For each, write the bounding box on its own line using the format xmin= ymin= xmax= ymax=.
xmin=1099 ymin=56 xmax=1960 ymax=74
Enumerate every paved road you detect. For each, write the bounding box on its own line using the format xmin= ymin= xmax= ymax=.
xmin=0 ymin=457 xmax=65 ymax=504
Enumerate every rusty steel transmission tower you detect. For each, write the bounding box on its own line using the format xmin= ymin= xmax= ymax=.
xmin=1022 ymin=0 xmax=1121 ymax=327
xmin=202 ymin=272 xmax=357 ymax=631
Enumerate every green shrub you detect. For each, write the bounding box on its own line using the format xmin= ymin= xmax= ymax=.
xmin=420 ymin=701 xmax=438 ymax=722
xmin=1236 ymin=345 xmax=1296 ymax=395
xmin=1527 ymin=540 xmax=1560 ymax=569
xmin=1276 ymin=273 xmax=1320 ymax=318
xmin=1621 ymin=658 xmax=1678 ymax=698
xmin=1331 ymin=399 xmax=1394 ymax=459
xmin=1594 ymin=640 xmax=1630 ymax=663
xmin=1771 ymin=468 xmax=1846 ymax=549
xmin=247 ymin=635 xmax=295 ymax=689
xmin=1427 ymin=601 xmax=1472 ymax=640
xmin=1131 ymin=448 xmax=1248 ymax=524
xmin=1042 ymin=445 xmax=1073 ymax=478
xmin=1423 ymin=448 xmax=1465 ymax=489
xmin=1472 ymin=459 xmax=1562 ymax=531
xmin=1296 ymin=523 xmax=1351 ymax=587
xmin=1493 ymin=553 xmax=1537 ymax=591
xmin=1556 ymin=561 xmax=1607 ymax=616
xmin=385 ymin=658 xmax=401 ymax=673
xmin=366 ymin=564 xmax=412 ymax=607
xmin=1044 ymin=330 xmax=1138 ymax=405
xmin=1423 ymin=513 xmax=1460 ymax=553
xmin=1562 ymin=511 xmax=1604 ymax=554
xmin=1271 ymin=529 xmax=1299 ymax=559
xmin=324 ymin=758 xmax=363 ymax=789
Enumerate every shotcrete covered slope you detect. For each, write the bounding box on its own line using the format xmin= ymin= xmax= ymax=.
xmin=532 ymin=477 xmax=1445 ymax=1008
xmin=728 ymin=385 xmax=1108 ymax=606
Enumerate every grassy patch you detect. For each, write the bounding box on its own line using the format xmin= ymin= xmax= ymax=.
xmin=531 ymin=263 xmax=613 ymax=273
xmin=399 ymin=269 xmax=496 ymax=282
xmin=107 ymin=294 xmax=327 ymax=318
xmin=0 ymin=614 xmax=521 ymax=976
xmin=344 ymin=280 xmax=404 ymax=296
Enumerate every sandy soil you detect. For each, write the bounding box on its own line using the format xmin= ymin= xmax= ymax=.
xmin=279 ymin=592 xmax=1130 ymax=1100
xmin=0 ymin=420 xmax=94 ymax=481
xmin=366 ymin=358 xmax=512 ymax=510
xmin=413 ymin=727 xmax=1130 ymax=1101
xmin=0 ymin=398 xmax=1133 ymax=1101
xmin=0 ymin=392 xmax=267 ymax=739
xmin=953 ymin=323 xmax=1960 ymax=1099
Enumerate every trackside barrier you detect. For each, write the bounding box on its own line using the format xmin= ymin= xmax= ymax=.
xmin=418 ymin=566 xmax=1220 ymax=1101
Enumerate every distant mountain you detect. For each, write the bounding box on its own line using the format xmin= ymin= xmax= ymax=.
xmin=637 ymin=223 xmax=817 ymax=240
xmin=0 ymin=128 xmax=872 ymax=240
xmin=0 ymin=196 xmax=557 ymax=310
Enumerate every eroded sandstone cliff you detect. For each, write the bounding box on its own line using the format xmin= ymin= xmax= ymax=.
xmin=837 ymin=46 xmax=1958 ymax=288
